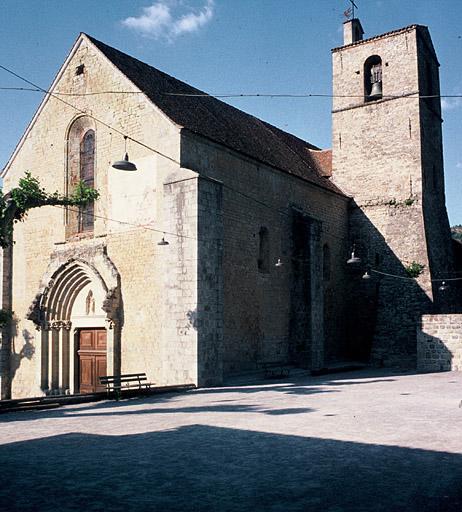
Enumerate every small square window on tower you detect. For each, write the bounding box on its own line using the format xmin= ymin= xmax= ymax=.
xmin=75 ymin=64 xmax=85 ymax=76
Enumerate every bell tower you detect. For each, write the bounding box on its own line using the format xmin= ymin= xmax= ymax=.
xmin=331 ymin=22 xmax=455 ymax=366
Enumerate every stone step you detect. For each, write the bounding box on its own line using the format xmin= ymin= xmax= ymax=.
xmin=311 ymin=362 xmax=369 ymax=376
xmin=1 ymin=402 xmax=62 ymax=413
xmin=0 ymin=384 xmax=196 ymax=414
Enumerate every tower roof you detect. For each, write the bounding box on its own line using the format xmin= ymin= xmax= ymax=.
xmin=332 ymin=24 xmax=438 ymax=64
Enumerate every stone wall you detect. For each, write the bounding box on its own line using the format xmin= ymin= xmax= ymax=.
xmin=331 ymin=25 xmax=455 ymax=366
xmin=2 ymin=31 xmax=366 ymax=397
xmin=162 ymin=173 xmax=199 ymax=386
xmin=181 ymin=132 xmax=350 ymax=375
xmin=1 ymin=34 xmax=182 ymax=397
xmin=197 ymin=177 xmax=224 ymax=386
xmin=161 ymin=172 xmax=224 ymax=387
xmin=1 ymin=31 xmax=351 ymax=397
xmin=417 ymin=315 xmax=462 ymax=371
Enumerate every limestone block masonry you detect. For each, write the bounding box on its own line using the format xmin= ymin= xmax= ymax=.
xmin=161 ymin=172 xmax=223 ymax=387
xmin=3 ymin=21 xmax=460 ymax=400
xmin=0 ymin=35 xmax=181 ymax=398
xmin=417 ymin=315 xmax=462 ymax=371
xmin=331 ymin=25 xmax=455 ymax=366
xmin=197 ymin=177 xmax=224 ymax=386
xmin=181 ymin=131 xmax=350 ymax=374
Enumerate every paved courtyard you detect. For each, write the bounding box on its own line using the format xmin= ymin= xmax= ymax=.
xmin=1 ymin=368 xmax=462 ymax=511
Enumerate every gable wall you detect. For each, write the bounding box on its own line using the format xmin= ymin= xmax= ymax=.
xmin=2 ymin=37 xmax=184 ymax=397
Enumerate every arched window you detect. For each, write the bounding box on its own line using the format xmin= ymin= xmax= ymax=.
xmin=258 ymin=227 xmax=270 ymax=273
xmin=364 ymin=55 xmax=383 ymax=102
xmin=323 ymin=244 xmax=331 ymax=282
xmin=66 ymin=117 xmax=96 ymax=237
xmin=79 ymin=130 xmax=95 ymax=232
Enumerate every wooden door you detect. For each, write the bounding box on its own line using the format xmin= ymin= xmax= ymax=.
xmin=78 ymin=329 xmax=107 ymax=393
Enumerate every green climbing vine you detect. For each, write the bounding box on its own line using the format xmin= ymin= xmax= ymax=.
xmin=0 ymin=172 xmax=99 ymax=248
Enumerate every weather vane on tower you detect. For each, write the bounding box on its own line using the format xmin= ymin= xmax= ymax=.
xmin=344 ymin=0 xmax=358 ymax=20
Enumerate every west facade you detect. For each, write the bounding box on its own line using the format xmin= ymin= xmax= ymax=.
xmin=0 ymin=20 xmax=459 ymax=399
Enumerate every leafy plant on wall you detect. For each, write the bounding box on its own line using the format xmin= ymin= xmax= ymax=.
xmin=0 ymin=172 xmax=99 ymax=248
xmin=451 ymin=225 xmax=462 ymax=242
xmin=405 ymin=261 xmax=425 ymax=278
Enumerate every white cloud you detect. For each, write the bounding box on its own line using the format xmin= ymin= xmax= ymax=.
xmin=172 ymin=2 xmax=213 ymax=35
xmin=122 ymin=0 xmax=214 ymax=41
xmin=122 ymin=3 xmax=172 ymax=37
xmin=441 ymin=94 xmax=462 ymax=112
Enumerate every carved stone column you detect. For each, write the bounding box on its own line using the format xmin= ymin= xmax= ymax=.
xmin=50 ymin=322 xmax=62 ymax=393
xmin=40 ymin=327 xmax=50 ymax=393
xmin=61 ymin=321 xmax=72 ymax=393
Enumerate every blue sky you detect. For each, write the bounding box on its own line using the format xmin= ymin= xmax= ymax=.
xmin=1 ymin=0 xmax=461 ymax=224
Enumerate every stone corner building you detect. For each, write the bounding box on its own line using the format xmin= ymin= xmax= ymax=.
xmin=1 ymin=19 xmax=461 ymax=399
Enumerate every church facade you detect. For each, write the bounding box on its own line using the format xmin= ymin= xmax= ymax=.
xmin=0 ymin=19 xmax=459 ymax=399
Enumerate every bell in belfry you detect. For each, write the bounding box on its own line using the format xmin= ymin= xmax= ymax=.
xmin=369 ymin=63 xmax=383 ymax=100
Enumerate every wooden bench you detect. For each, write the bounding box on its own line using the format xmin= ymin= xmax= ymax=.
xmin=259 ymin=361 xmax=291 ymax=379
xmin=99 ymin=373 xmax=154 ymax=400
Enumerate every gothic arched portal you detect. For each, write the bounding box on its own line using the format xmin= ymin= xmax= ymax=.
xmin=27 ymin=249 xmax=121 ymax=395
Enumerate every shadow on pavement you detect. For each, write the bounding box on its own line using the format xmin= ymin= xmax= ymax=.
xmin=1 ymin=424 xmax=461 ymax=512
xmin=0 ymin=368 xmax=421 ymax=422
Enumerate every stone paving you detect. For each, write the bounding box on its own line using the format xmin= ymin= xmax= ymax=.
xmin=1 ymin=368 xmax=462 ymax=511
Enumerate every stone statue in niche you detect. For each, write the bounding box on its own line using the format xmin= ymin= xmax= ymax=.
xmin=85 ymin=290 xmax=96 ymax=315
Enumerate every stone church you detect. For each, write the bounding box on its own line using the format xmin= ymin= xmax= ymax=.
xmin=1 ymin=18 xmax=460 ymax=399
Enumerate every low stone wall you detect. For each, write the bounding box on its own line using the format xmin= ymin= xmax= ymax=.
xmin=417 ymin=315 xmax=462 ymax=371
